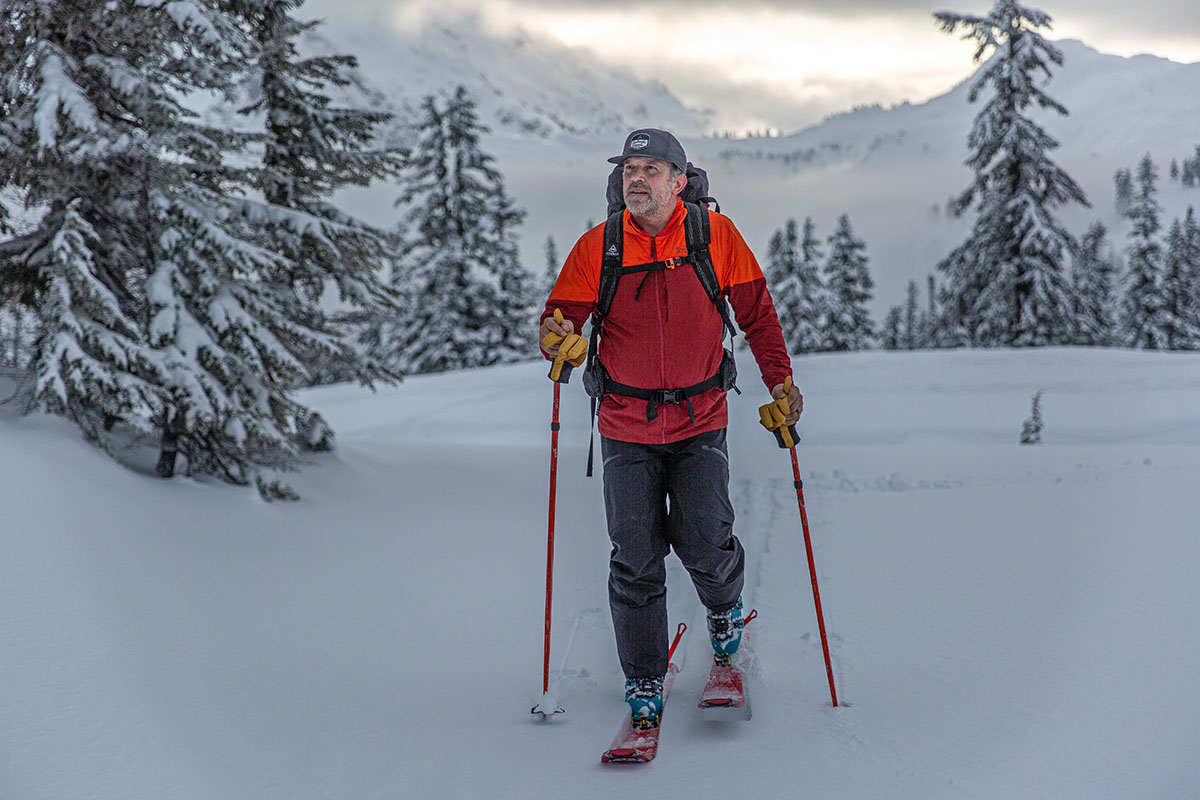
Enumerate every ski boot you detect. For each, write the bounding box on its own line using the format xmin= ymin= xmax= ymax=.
xmin=624 ymin=676 xmax=665 ymax=729
xmin=706 ymin=597 xmax=744 ymax=666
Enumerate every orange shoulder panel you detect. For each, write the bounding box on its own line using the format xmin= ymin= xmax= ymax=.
xmin=549 ymin=224 xmax=604 ymax=303
xmin=707 ymin=210 xmax=764 ymax=289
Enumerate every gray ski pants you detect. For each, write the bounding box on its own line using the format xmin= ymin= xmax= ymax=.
xmin=601 ymin=428 xmax=745 ymax=679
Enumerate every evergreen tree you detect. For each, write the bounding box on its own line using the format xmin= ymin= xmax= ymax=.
xmin=229 ymin=0 xmax=406 ymax=388
xmin=1121 ymin=154 xmax=1169 ymax=349
xmin=1185 ymin=208 xmax=1200 ymax=322
xmin=925 ymin=273 xmax=955 ymax=348
xmin=934 ymin=1 xmax=1088 ymax=347
xmin=1020 ymin=389 xmax=1044 ymax=445
xmin=392 ymin=86 xmax=530 ymax=373
xmin=1114 ymin=167 xmax=1134 ymax=214
xmin=28 ymin=201 xmax=159 ymax=448
xmin=796 ymin=217 xmax=829 ymax=352
xmin=0 ymin=1 xmax=261 ymax=470
xmin=0 ymin=0 xmax=364 ymax=496
xmin=1161 ymin=217 xmax=1200 ymax=349
xmin=903 ymin=279 xmax=921 ymax=349
xmin=822 ymin=214 xmax=874 ymax=351
xmin=765 ymin=217 xmax=825 ymax=354
xmin=1070 ymin=222 xmax=1118 ymax=346
xmin=880 ymin=306 xmax=903 ymax=350
xmin=485 ymin=189 xmax=537 ymax=364
xmin=541 ymin=235 xmax=560 ymax=301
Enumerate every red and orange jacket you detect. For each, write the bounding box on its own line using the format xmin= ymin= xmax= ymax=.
xmin=542 ymin=198 xmax=792 ymax=444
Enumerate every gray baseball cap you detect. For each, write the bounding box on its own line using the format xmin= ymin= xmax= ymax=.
xmin=608 ymin=128 xmax=687 ymax=174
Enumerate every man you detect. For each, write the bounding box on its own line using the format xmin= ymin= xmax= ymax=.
xmin=539 ymin=128 xmax=801 ymax=729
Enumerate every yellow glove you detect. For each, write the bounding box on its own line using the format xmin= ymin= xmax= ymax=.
xmin=758 ymin=376 xmax=797 ymax=448
xmin=542 ymin=309 xmax=588 ymax=382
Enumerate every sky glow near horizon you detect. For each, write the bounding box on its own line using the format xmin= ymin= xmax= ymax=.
xmin=312 ymin=0 xmax=1200 ymax=131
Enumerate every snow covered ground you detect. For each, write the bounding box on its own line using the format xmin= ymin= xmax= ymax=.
xmin=2 ymin=348 xmax=1199 ymax=799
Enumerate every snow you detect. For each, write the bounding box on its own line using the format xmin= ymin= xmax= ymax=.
xmin=2 ymin=347 xmax=1199 ymax=798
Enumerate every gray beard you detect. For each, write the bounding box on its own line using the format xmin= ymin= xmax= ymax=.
xmin=625 ymin=188 xmax=670 ymax=218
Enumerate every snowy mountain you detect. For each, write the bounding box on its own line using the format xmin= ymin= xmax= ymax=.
xmin=658 ymin=39 xmax=1200 ymax=312
xmin=303 ymin=11 xmax=713 ymax=140
xmin=320 ymin=33 xmax=1200 ymax=316
xmin=4 ymin=347 xmax=1199 ymax=798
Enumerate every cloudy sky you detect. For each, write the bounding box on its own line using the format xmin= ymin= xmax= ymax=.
xmin=303 ymin=0 xmax=1200 ymax=132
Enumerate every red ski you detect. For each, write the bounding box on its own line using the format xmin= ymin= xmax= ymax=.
xmin=601 ymin=622 xmax=687 ymax=764
xmin=698 ymin=661 xmax=750 ymax=719
xmin=698 ymin=608 xmax=756 ymax=720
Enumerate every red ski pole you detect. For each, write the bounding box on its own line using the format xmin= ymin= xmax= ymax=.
xmin=790 ymin=446 xmax=839 ymax=708
xmin=534 ymin=311 xmax=581 ymax=718
xmin=532 ymin=379 xmax=565 ymax=717
xmin=762 ymin=378 xmax=839 ymax=707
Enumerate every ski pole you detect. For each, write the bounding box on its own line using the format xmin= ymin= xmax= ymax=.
xmin=533 ymin=310 xmax=582 ymax=718
xmin=761 ymin=378 xmax=839 ymax=707
xmin=791 ymin=445 xmax=839 ymax=708
xmin=532 ymin=379 xmax=565 ymax=717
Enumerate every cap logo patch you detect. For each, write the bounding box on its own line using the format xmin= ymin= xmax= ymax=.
xmin=629 ymin=134 xmax=650 ymax=151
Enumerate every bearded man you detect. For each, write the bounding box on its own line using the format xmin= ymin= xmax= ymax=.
xmin=538 ymin=128 xmax=801 ymax=729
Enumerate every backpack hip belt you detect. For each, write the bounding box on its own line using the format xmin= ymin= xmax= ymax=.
xmin=586 ymin=348 xmax=737 ymax=427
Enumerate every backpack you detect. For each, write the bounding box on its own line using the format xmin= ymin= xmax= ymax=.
xmin=581 ymin=163 xmax=741 ymax=475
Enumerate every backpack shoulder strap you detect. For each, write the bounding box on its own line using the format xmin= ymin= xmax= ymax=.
xmin=596 ymin=209 xmax=625 ymax=321
xmin=683 ymin=202 xmax=736 ymax=339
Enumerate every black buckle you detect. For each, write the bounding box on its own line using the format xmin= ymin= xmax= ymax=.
xmin=655 ymin=389 xmax=682 ymax=405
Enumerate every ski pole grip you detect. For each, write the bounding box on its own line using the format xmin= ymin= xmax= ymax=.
xmin=772 ymin=424 xmax=799 ymax=449
xmin=544 ymin=309 xmax=585 ymax=384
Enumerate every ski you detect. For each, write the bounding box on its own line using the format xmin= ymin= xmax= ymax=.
xmin=698 ymin=608 xmax=756 ymax=720
xmin=601 ymin=622 xmax=687 ymax=764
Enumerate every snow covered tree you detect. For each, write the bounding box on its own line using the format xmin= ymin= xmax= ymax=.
xmin=1070 ymin=222 xmax=1119 ymax=346
xmin=903 ymin=279 xmax=921 ymax=349
xmin=0 ymin=1 xmax=220 ymax=453
xmin=0 ymin=0 xmax=375 ymax=497
xmin=228 ymin=0 xmax=405 ymax=388
xmin=765 ymin=217 xmax=826 ymax=354
xmin=1020 ymin=389 xmax=1044 ymax=444
xmin=484 ymin=188 xmax=537 ymax=364
xmin=934 ymin=1 xmax=1089 ymax=347
xmin=26 ymin=201 xmax=159 ymax=449
xmin=822 ymin=214 xmax=874 ymax=351
xmin=880 ymin=306 xmax=903 ymax=350
xmin=1161 ymin=216 xmax=1200 ymax=349
xmin=1114 ymin=167 xmax=1134 ymax=214
xmin=1121 ymin=154 xmax=1169 ymax=349
xmin=541 ymin=235 xmax=560 ymax=301
xmin=1185 ymin=208 xmax=1200 ymax=322
xmin=391 ymin=86 xmax=531 ymax=373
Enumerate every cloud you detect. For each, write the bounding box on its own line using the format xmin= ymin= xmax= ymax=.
xmin=299 ymin=0 xmax=1199 ymax=133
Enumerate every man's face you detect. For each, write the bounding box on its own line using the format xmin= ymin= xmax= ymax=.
xmin=622 ymin=157 xmax=684 ymax=218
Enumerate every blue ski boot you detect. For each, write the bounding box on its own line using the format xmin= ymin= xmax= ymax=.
xmin=624 ymin=676 xmax=665 ymax=729
xmin=706 ymin=597 xmax=744 ymax=665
